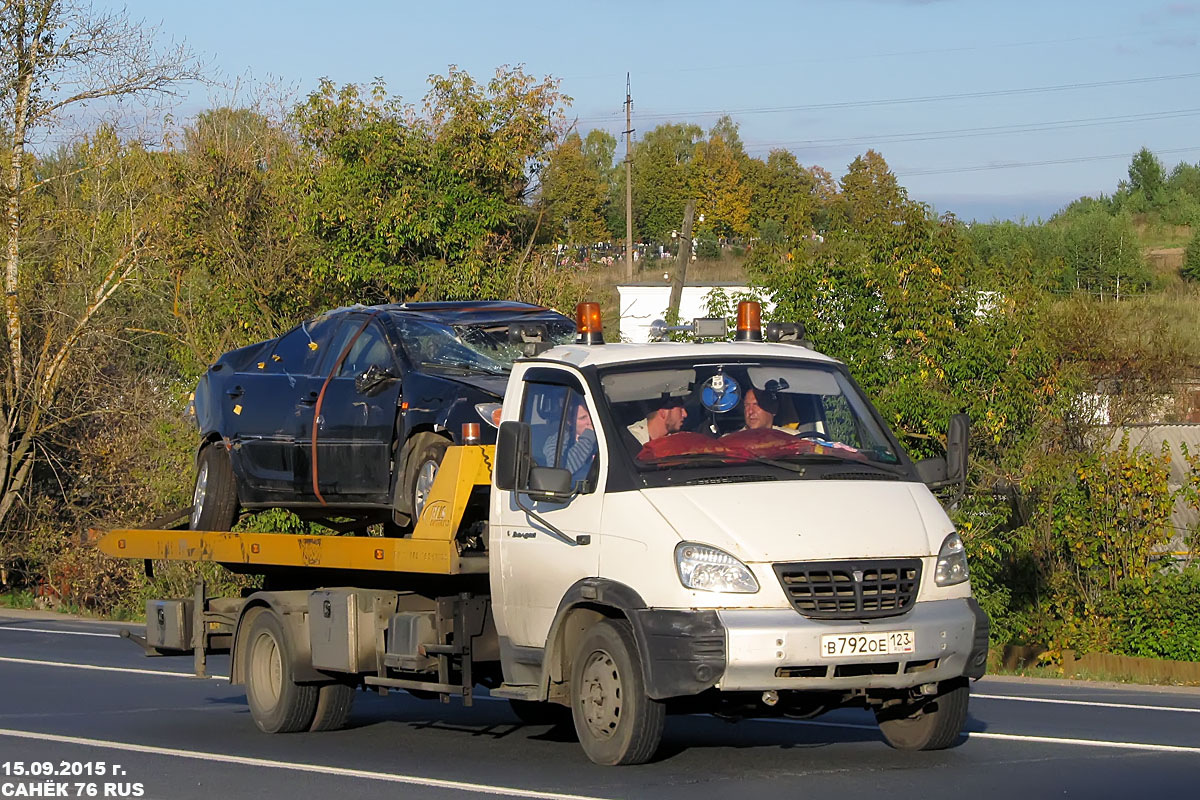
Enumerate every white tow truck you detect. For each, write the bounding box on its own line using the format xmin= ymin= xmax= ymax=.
xmin=98 ymin=301 xmax=988 ymax=766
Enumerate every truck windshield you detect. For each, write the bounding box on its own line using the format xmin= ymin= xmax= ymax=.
xmin=391 ymin=316 xmax=574 ymax=374
xmin=597 ymin=359 xmax=904 ymax=473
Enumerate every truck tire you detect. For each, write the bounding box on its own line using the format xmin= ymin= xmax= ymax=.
xmin=569 ymin=619 xmax=665 ymax=766
xmin=191 ymin=445 xmax=238 ymax=531
xmin=400 ymin=433 xmax=449 ymax=527
xmin=875 ymin=677 xmax=969 ymax=751
xmin=509 ymin=699 xmax=571 ymax=727
xmin=309 ymin=681 xmax=355 ymax=732
xmin=245 ymin=610 xmax=318 ymax=733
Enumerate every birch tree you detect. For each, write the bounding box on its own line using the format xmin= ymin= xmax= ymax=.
xmin=0 ymin=0 xmax=199 ymax=526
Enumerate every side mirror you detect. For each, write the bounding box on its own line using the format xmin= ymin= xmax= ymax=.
xmin=526 ymin=466 xmax=573 ymax=503
xmin=495 ymin=421 xmax=532 ymax=491
xmin=945 ymin=413 xmax=969 ymax=487
xmin=917 ymin=413 xmax=970 ymax=492
xmin=355 ymin=364 xmax=398 ymax=395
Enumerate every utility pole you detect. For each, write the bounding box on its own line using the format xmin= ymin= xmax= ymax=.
xmin=624 ymin=73 xmax=635 ymax=281
xmin=668 ymin=199 xmax=696 ymax=323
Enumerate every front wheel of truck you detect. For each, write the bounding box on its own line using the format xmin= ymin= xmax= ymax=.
xmin=570 ymin=619 xmax=665 ymax=766
xmin=875 ymin=677 xmax=969 ymax=751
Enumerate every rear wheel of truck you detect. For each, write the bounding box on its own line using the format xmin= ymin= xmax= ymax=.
xmin=569 ymin=619 xmax=665 ymax=766
xmin=875 ymin=677 xmax=969 ymax=751
xmin=309 ymin=681 xmax=356 ymax=732
xmin=191 ymin=445 xmax=238 ymax=531
xmin=245 ymin=610 xmax=319 ymax=733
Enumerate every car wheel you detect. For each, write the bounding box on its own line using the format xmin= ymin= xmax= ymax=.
xmin=570 ymin=619 xmax=665 ymax=766
xmin=244 ymin=609 xmax=319 ymax=733
xmin=191 ymin=445 xmax=239 ymax=531
xmin=401 ymin=433 xmax=449 ymax=527
xmin=875 ymin=677 xmax=969 ymax=751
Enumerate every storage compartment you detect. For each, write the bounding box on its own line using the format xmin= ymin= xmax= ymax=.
xmin=146 ymin=599 xmax=193 ymax=651
xmin=384 ymin=612 xmax=438 ymax=672
xmin=308 ymin=589 xmax=395 ymax=673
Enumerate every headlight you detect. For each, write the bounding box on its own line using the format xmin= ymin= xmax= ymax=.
xmin=675 ymin=542 xmax=759 ymax=593
xmin=935 ymin=532 xmax=970 ymax=586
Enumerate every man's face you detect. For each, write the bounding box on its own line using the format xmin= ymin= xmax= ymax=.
xmin=663 ymin=403 xmax=687 ymax=433
xmin=743 ymin=390 xmax=774 ymax=430
xmin=574 ymin=403 xmax=593 ymax=433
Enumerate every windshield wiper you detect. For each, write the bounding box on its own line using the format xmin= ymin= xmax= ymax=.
xmin=638 ymin=452 xmax=807 ymax=473
xmin=419 ymin=361 xmax=507 ymax=376
xmin=778 ymin=453 xmax=906 ymax=475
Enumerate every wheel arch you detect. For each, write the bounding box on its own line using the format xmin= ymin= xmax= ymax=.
xmin=230 ymin=591 xmax=324 ymax=686
xmin=539 ymin=579 xmax=646 ymax=703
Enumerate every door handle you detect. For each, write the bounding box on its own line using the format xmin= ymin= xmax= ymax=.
xmin=226 ymin=386 xmax=244 ymax=399
xmin=299 ymin=391 xmax=318 ymax=406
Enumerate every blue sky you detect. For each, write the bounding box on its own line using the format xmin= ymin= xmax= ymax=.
xmin=118 ymin=0 xmax=1200 ymax=222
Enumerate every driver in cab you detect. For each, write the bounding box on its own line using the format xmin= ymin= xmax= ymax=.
xmin=741 ymin=388 xmax=795 ymax=434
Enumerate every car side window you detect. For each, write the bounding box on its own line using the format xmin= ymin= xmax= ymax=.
xmin=266 ymin=316 xmax=337 ymax=376
xmin=521 ymin=382 xmax=597 ymax=486
xmin=337 ymin=323 xmax=396 ymax=378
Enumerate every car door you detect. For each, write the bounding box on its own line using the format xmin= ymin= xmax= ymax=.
xmin=229 ymin=316 xmax=337 ymax=497
xmin=296 ymin=315 xmax=404 ymax=503
xmin=491 ymin=366 xmax=604 ymax=650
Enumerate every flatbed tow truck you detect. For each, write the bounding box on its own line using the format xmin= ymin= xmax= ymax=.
xmin=97 ymin=302 xmax=989 ymax=766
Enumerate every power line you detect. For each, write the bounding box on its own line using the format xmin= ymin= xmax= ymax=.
xmin=896 ymin=146 xmax=1200 ymax=178
xmin=742 ymin=108 xmax=1200 ymax=152
xmin=575 ymin=71 xmax=1200 ymax=125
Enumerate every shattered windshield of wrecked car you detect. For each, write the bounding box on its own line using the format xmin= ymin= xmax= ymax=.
xmin=391 ymin=316 xmax=574 ymax=374
xmin=597 ymin=359 xmax=903 ymax=474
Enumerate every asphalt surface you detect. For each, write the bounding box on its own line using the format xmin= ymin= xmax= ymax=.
xmin=1 ymin=609 xmax=1198 ymax=799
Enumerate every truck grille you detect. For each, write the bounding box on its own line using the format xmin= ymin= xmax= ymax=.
xmin=773 ymin=559 xmax=921 ymax=619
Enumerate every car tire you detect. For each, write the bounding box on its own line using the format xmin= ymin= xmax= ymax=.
xmin=875 ymin=677 xmax=969 ymax=751
xmin=399 ymin=433 xmax=450 ymax=528
xmin=244 ymin=609 xmax=319 ymax=734
xmin=191 ymin=445 xmax=239 ymax=531
xmin=570 ymin=619 xmax=665 ymax=766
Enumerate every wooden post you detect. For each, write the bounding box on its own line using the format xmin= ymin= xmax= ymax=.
xmin=624 ymin=74 xmax=635 ymax=281
xmin=668 ymin=199 xmax=696 ymax=323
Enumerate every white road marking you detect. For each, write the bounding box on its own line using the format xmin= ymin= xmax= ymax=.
xmin=974 ymin=693 xmax=1200 ymax=714
xmin=0 ymin=729 xmax=612 ymax=800
xmin=757 ymin=717 xmax=1200 ymax=753
xmin=0 ymin=656 xmax=228 ymax=681
xmin=0 ymin=625 xmax=120 ymax=638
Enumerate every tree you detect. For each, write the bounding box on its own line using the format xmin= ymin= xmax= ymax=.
xmin=1126 ymin=147 xmax=1166 ymax=205
xmin=631 ymin=122 xmax=702 ymax=241
xmin=540 ymin=132 xmax=610 ymax=244
xmin=837 ymin=149 xmax=907 ymax=235
xmin=689 ymin=132 xmax=750 ymax=238
xmin=744 ymin=149 xmax=816 ymax=238
xmin=293 ymin=67 xmax=568 ymax=301
xmin=0 ymin=1 xmax=199 ymax=527
xmin=1184 ymin=228 xmax=1200 ymax=282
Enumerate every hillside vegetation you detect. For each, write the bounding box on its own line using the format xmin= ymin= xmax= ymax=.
xmin=2 ymin=4 xmax=1199 ymax=662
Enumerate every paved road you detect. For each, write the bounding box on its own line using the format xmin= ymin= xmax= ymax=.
xmin=1 ymin=610 xmax=1198 ymax=799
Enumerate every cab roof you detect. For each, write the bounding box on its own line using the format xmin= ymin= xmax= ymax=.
xmin=529 ymin=340 xmax=840 ymax=370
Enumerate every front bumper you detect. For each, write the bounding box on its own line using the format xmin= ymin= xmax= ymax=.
xmin=716 ymin=597 xmax=987 ymax=691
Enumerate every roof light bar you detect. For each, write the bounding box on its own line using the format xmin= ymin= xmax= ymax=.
xmin=735 ymin=301 xmax=763 ymax=342
xmin=575 ymin=302 xmax=605 ymax=345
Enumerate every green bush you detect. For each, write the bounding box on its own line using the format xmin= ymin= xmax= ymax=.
xmin=1100 ymin=572 xmax=1200 ymax=661
xmin=1184 ymin=229 xmax=1200 ymax=282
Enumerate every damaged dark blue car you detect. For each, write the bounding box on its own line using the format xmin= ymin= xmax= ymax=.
xmin=188 ymin=301 xmax=575 ymax=533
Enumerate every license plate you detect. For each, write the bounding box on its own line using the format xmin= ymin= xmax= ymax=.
xmin=820 ymin=630 xmax=915 ymax=658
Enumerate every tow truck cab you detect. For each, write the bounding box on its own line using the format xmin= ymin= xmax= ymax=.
xmin=487 ymin=302 xmax=987 ymax=761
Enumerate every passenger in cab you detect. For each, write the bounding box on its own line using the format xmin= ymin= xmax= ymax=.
xmin=627 ymin=396 xmax=688 ymax=445
xmin=544 ymin=397 xmax=598 ymax=483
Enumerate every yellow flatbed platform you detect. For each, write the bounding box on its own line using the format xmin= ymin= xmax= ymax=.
xmin=96 ymin=445 xmax=493 ymax=575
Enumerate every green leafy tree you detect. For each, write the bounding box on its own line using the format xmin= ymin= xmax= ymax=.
xmin=540 ymin=132 xmax=610 ymax=244
xmin=293 ymin=67 xmax=568 ymax=301
xmin=744 ymin=149 xmax=817 ymax=239
xmin=690 ymin=132 xmax=750 ymax=237
xmin=1125 ymin=147 xmax=1166 ymax=207
xmin=631 ymin=122 xmax=702 ymax=241
xmin=1059 ymin=208 xmax=1149 ymax=297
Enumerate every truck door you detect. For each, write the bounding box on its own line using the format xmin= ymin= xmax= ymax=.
xmin=492 ymin=368 xmax=604 ymax=650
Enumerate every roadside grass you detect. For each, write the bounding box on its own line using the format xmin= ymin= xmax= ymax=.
xmin=991 ymin=661 xmax=1200 ymax=688
xmin=0 ymin=589 xmax=36 ymax=610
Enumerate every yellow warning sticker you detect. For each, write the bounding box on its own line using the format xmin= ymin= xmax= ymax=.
xmin=233 ymin=404 xmax=243 ymax=415
xmin=308 ymin=342 xmax=319 ymax=351
xmin=257 ymin=362 xmax=266 ymax=369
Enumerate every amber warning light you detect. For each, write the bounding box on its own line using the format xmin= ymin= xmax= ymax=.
xmin=735 ymin=300 xmax=763 ymax=342
xmin=575 ymin=302 xmax=605 ymax=345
